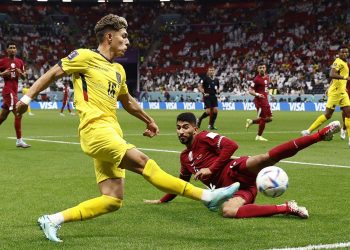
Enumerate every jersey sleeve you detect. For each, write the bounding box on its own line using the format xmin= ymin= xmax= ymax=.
xmin=58 ymin=49 xmax=89 ymax=75
xmin=331 ymin=58 xmax=343 ymax=72
xmin=200 ymin=132 xmax=239 ymax=173
xmin=116 ymin=64 xmax=129 ymax=96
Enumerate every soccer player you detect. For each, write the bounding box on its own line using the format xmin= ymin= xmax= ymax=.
xmin=301 ymin=47 xmax=350 ymax=147
xmin=340 ymin=74 xmax=350 ymax=140
xmin=0 ymin=42 xmax=30 ymax=148
xmin=16 ymin=14 xmax=239 ymax=243
xmin=197 ymin=66 xmax=220 ymax=130
xmin=59 ymin=80 xmax=74 ymax=116
xmin=22 ymin=83 xmax=34 ymax=116
xmin=144 ymin=112 xmax=341 ymax=219
xmin=245 ymin=63 xmax=272 ymax=141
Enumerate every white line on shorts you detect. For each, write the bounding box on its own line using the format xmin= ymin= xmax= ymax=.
xmin=7 ymin=137 xmax=350 ymax=169
xmin=268 ymin=242 xmax=350 ymax=250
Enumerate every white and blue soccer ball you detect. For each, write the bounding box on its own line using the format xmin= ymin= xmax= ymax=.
xmin=256 ymin=166 xmax=289 ymax=198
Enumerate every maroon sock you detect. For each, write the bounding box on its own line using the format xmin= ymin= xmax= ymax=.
xmin=268 ymin=133 xmax=320 ymax=161
xmin=235 ymin=204 xmax=288 ymax=218
xmin=14 ymin=116 xmax=22 ymax=139
xmin=258 ymin=119 xmax=266 ymax=136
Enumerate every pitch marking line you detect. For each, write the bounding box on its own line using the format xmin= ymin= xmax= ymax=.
xmin=268 ymin=242 xmax=350 ymax=250
xmin=7 ymin=137 xmax=350 ymax=169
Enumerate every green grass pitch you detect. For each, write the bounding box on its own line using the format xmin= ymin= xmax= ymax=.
xmin=0 ymin=109 xmax=349 ymax=250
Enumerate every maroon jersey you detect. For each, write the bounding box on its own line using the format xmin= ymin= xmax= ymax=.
xmin=0 ymin=57 xmax=25 ymax=95
xmin=63 ymin=84 xmax=69 ymax=99
xmin=252 ymin=74 xmax=269 ymax=100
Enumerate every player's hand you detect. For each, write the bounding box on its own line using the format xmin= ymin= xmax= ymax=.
xmin=143 ymin=199 xmax=162 ymax=204
xmin=15 ymin=101 xmax=28 ymax=116
xmin=257 ymin=93 xmax=265 ymax=98
xmin=15 ymin=68 xmax=23 ymax=74
xmin=143 ymin=121 xmax=159 ymax=138
xmin=194 ymin=168 xmax=212 ymax=180
xmin=1 ymin=68 xmax=11 ymax=76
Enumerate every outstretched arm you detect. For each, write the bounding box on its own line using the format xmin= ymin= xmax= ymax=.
xmin=329 ymin=68 xmax=350 ymax=80
xmin=118 ymin=93 xmax=159 ymax=137
xmin=16 ymin=64 xmax=65 ymax=115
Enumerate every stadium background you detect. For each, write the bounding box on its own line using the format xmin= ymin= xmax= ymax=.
xmin=0 ymin=0 xmax=349 ymax=105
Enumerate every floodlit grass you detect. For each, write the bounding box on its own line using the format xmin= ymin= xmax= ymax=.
xmin=0 ymin=109 xmax=349 ymax=250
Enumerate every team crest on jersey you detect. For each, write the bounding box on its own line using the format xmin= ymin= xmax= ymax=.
xmin=67 ymin=50 xmax=79 ymax=60
xmin=116 ymin=72 xmax=122 ymax=83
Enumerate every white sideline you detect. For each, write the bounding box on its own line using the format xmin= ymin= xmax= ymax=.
xmin=7 ymin=137 xmax=350 ymax=169
xmin=268 ymin=242 xmax=350 ymax=250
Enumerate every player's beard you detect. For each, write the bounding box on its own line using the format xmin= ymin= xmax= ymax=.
xmin=178 ymin=134 xmax=193 ymax=146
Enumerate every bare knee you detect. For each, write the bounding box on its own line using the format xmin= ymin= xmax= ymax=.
xmin=221 ymin=197 xmax=245 ymax=218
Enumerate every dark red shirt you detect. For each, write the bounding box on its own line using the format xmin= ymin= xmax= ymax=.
xmin=252 ymin=74 xmax=269 ymax=99
xmin=160 ymin=131 xmax=239 ymax=202
xmin=0 ymin=57 xmax=25 ymax=95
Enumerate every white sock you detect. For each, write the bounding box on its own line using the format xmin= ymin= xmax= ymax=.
xmin=201 ymin=189 xmax=212 ymax=203
xmin=48 ymin=212 xmax=64 ymax=225
xmin=17 ymin=138 xmax=22 ymax=143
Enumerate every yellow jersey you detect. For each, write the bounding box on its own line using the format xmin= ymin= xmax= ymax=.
xmin=329 ymin=57 xmax=349 ymax=95
xmin=58 ymin=49 xmax=128 ymax=130
xmin=22 ymin=87 xmax=29 ymax=95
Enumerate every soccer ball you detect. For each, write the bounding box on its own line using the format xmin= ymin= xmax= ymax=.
xmin=256 ymin=166 xmax=288 ymax=198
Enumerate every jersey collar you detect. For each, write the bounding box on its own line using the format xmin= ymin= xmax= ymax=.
xmin=91 ymin=49 xmax=114 ymax=64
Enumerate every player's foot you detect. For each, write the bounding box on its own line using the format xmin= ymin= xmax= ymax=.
xmin=318 ymin=121 xmax=341 ymax=141
xmin=285 ymin=200 xmax=309 ymax=219
xmin=301 ymin=130 xmax=310 ymax=136
xmin=196 ymin=118 xmax=202 ymax=128
xmin=245 ymin=119 xmax=253 ymax=131
xmin=208 ymin=125 xmax=218 ymax=130
xmin=205 ymin=182 xmax=240 ymax=212
xmin=29 ymin=112 xmax=35 ymax=116
xmin=16 ymin=140 xmax=31 ymax=148
xmin=255 ymin=135 xmax=268 ymax=141
xmin=69 ymin=112 xmax=75 ymax=116
xmin=340 ymin=128 xmax=346 ymax=140
xmin=37 ymin=215 xmax=63 ymax=242
xmin=59 ymin=113 xmax=65 ymax=116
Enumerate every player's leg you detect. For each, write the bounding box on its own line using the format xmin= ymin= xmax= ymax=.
xmin=0 ymin=108 xmax=10 ymax=125
xmin=197 ymin=106 xmax=210 ymax=129
xmin=302 ymin=106 xmax=334 ymax=135
xmin=60 ymin=99 xmax=66 ymax=115
xmin=119 ymin=148 xmax=239 ymax=209
xmin=38 ymin=159 xmax=126 ymax=241
xmin=222 ymin=196 xmax=308 ymax=219
xmin=342 ymin=105 xmax=350 ymax=146
xmin=221 ymin=159 xmax=308 ymax=219
xmin=209 ymin=99 xmax=219 ymax=130
xmin=340 ymin=108 xmax=346 ymax=139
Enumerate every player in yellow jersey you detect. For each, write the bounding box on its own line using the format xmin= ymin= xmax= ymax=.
xmin=15 ymin=14 xmax=239 ymax=243
xmin=301 ymin=47 xmax=350 ymax=147
xmin=21 ymin=83 xmax=34 ymax=116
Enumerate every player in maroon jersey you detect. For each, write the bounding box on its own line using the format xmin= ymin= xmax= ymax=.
xmin=0 ymin=42 xmax=30 ymax=148
xmin=246 ymin=63 xmax=272 ymax=141
xmin=144 ymin=112 xmax=341 ymax=219
xmin=340 ymin=78 xmax=350 ymax=140
xmin=59 ymin=80 xmax=74 ymax=116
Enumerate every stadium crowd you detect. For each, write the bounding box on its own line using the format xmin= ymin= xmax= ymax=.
xmin=0 ymin=0 xmax=349 ymax=97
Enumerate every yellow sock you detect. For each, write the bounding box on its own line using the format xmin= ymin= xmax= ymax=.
xmin=27 ymin=106 xmax=32 ymax=113
xmin=142 ymin=159 xmax=203 ymax=201
xmin=62 ymin=195 xmax=122 ymax=222
xmin=345 ymin=117 xmax=350 ymax=137
xmin=308 ymin=114 xmax=327 ymax=132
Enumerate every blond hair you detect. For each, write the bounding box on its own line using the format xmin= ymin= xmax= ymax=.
xmin=94 ymin=14 xmax=128 ymax=43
